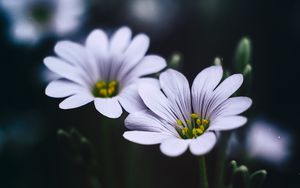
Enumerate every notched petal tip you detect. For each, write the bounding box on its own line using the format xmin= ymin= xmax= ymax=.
xmin=94 ymin=98 xmax=123 ymax=119
xmin=160 ymin=138 xmax=190 ymax=157
xmin=189 ymin=132 xmax=217 ymax=156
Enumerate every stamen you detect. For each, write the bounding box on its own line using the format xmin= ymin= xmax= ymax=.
xmin=99 ymin=89 xmax=108 ymax=97
xmin=181 ymin=127 xmax=188 ymax=136
xmin=176 ymin=119 xmax=183 ymax=126
xmin=202 ymin=119 xmax=209 ymax=126
xmin=196 ymin=119 xmax=201 ymax=126
xmin=176 ymin=113 xmax=210 ymax=139
xmin=93 ymin=80 xmax=119 ymax=98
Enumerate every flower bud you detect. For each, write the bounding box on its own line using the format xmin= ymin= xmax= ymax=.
xmin=169 ymin=52 xmax=183 ymax=70
xmin=234 ymin=37 xmax=252 ymax=73
xmin=249 ymin=170 xmax=267 ymax=188
xmin=232 ymin=165 xmax=250 ymax=188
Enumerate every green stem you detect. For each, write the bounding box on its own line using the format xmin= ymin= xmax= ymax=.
xmin=99 ymin=118 xmax=116 ymax=188
xmin=214 ymin=132 xmax=231 ymax=188
xmin=125 ymin=143 xmax=138 ymax=188
xmin=199 ymin=156 xmax=209 ymax=188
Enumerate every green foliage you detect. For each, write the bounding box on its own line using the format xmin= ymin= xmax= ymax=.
xmin=234 ymin=37 xmax=252 ymax=73
xmin=224 ymin=160 xmax=267 ymax=188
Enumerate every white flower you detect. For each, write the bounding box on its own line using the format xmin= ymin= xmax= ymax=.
xmin=44 ymin=27 xmax=167 ymax=118
xmin=124 ymin=0 xmax=179 ymax=38
xmin=0 ymin=0 xmax=86 ymax=45
xmin=123 ymin=66 xmax=252 ymax=157
xmin=246 ymin=120 xmax=291 ymax=165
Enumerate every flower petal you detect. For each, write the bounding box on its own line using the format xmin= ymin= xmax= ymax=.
xmin=206 ymin=74 xmax=244 ymax=116
xmin=123 ymin=131 xmax=171 ymax=145
xmin=125 ymin=55 xmax=167 ymax=82
xmin=118 ymin=34 xmax=150 ymax=78
xmin=137 ymin=78 xmax=160 ymax=89
xmin=85 ymin=29 xmax=109 ymax=80
xmin=46 ymin=79 xmax=85 ymax=98
xmin=59 ymin=93 xmax=93 ymax=109
xmin=191 ymin=65 xmax=223 ymax=116
xmin=54 ymin=41 xmax=98 ymax=81
xmin=118 ymin=83 xmax=146 ymax=113
xmin=94 ymin=97 xmax=123 ymax=118
xmin=209 ymin=97 xmax=252 ymax=120
xmin=125 ymin=110 xmax=178 ymax=136
xmin=160 ymin=138 xmax=190 ymax=157
xmin=109 ymin=26 xmax=132 ymax=54
xmin=209 ymin=116 xmax=247 ymax=131
xmin=44 ymin=57 xmax=88 ymax=86
xmin=159 ymin=69 xmax=191 ymax=124
xmin=189 ymin=132 xmax=217 ymax=155
xmin=85 ymin=29 xmax=109 ymax=58
xmin=139 ymin=84 xmax=177 ymax=124
xmin=54 ymin=40 xmax=86 ymax=66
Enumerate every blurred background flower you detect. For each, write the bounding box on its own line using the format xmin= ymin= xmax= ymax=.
xmin=0 ymin=0 xmax=87 ymax=46
xmin=122 ymin=0 xmax=181 ymax=38
xmin=246 ymin=119 xmax=291 ymax=165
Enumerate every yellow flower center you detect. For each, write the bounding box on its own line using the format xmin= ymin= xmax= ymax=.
xmin=176 ymin=113 xmax=209 ymax=139
xmin=93 ymin=80 xmax=119 ymax=98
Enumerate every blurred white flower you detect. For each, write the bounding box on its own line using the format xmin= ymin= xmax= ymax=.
xmin=124 ymin=0 xmax=180 ymax=38
xmin=124 ymin=66 xmax=252 ymax=157
xmin=0 ymin=0 xmax=86 ymax=45
xmin=44 ymin=27 xmax=166 ymax=118
xmin=246 ymin=120 xmax=291 ymax=165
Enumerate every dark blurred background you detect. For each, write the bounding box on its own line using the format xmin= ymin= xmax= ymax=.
xmin=0 ymin=0 xmax=299 ymax=187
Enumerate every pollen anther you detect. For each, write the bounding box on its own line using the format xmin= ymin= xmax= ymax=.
xmin=177 ymin=113 xmax=210 ymax=139
xmin=93 ymin=80 xmax=119 ymax=98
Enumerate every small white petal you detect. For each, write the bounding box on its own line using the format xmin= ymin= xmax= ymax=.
xmin=85 ymin=29 xmax=109 ymax=59
xmin=109 ymin=26 xmax=132 ymax=54
xmin=123 ymin=77 xmax=161 ymax=93
xmin=209 ymin=116 xmax=247 ymax=131
xmin=45 ymin=79 xmax=85 ymax=98
xmin=125 ymin=110 xmax=178 ymax=136
xmin=207 ymin=74 xmax=244 ymax=116
xmin=123 ymin=131 xmax=171 ymax=145
xmin=44 ymin=57 xmax=88 ymax=86
xmin=210 ymin=97 xmax=252 ymax=120
xmin=119 ymin=34 xmax=150 ymax=78
xmin=85 ymin=29 xmax=110 ymax=79
xmin=160 ymin=69 xmax=191 ymax=123
xmin=137 ymin=78 xmax=160 ymax=89
xmin=54 ymin=41 xmax=97 ymax=80
xmin=139 ymin=84 xmax=177 ymax=124
xmin=54 ymin=41 xmax=86 ymax=66
xmin=191 ymin=65 xmax=223 ymax=116
xmin=118 ymin=84 xmax=146 ymax=113
xmin=160 ymin=138 xmax=190 ymax=157
xmin=189 ymin=132 xmax=217 ymax=156
xmin=125 ymin=55 xmax=167 ymax=81
xmin=59 ymin=93 xmax=93 ymax=109
xmin=94 ymin=97 xmax=123 ymax=118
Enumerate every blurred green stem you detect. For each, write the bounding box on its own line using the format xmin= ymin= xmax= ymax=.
xmin=214 ymin=132 xmax=231 ymax=188
xmin=199 ymin=156 xmax=208 ymax=188
xmin=125 ymin=144 xmax=138 ymax=188
xmin=99 ymin=119 xmax=116 ymax=188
